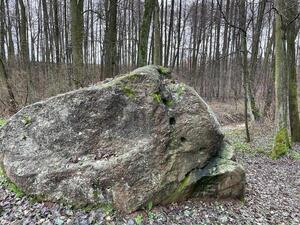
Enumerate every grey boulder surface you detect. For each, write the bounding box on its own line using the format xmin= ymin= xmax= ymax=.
xmin=0 ymin=65 xmax=245 ymax=213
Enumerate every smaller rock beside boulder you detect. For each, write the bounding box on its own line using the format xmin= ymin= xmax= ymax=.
xmin=0 ymin=65 xmax=245 ymax=213
xmin=189 ymin=142 xmax=245 ymax=199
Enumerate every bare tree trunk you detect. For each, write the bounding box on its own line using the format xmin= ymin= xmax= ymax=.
xmin=153 ymin=0 xmax=162 ymax=65
xmin=53 ymin=0 xmax=60 ymax=63
xmin=18 ymin=0 xmax=34 ymax=103
xmin=271 ymin=0 xmax=290 ymax=159
xmin=263 ymin=20 xmax=275 ymax=116
xmin=5 ymin=0 xmax=15 ymax=63
xmin=191 ymin=0 xmax=199 ymax=76
xmin=42 ymin=0 xmax=50 ymax=64
xmin=287 ymin=0 xmax=300 ymax=142
xmin=214 ymin=0 xmax=221 ymax=98
xmin=172 ymin=0 xmax=182 ymax=69
xmin=164 ymin=0 xmax=174 ymax=67
xmin=239 ymin=0 xmax=250 ymax=142
xmin=0 ymin=56 xmax=18 ymax=113
xmin=103 ymin=0 xmax=118 ymax=78
xmin=70 ymin=0 xmax=84 ymax=87
xmin=0 ymin=0 xmax=5 ymax=59
xmin=19 ymin=0 xmax=29 ymax=64
xmin=248 ymin=0 xmax=266 ymax=120
xmin=137 ymin=0 xmax=156 ymax=67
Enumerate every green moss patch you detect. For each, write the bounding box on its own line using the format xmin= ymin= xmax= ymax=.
xmin=163 ymin=98 xmax=173 ymax=107
xmin=165 ymin=174 xmax=191 ymax=203
xmin=97 ymin=72 xmax=140 ymax=89
xmin=122 ymin=85 xmax=136 ymax=98
xmin=175 ymin=175 xmax=190 ymax=194
xmin=0 ymin=118 xmax=6 ymax=127
xmin=158 ymin=66 xmax=171 ymax=76
xmin=270 ymin=128 xmax=290 ymax=160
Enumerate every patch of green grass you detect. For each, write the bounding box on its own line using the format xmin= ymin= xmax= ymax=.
xmin=231 ymin=140 xmax=269 ymax=156
xmin=0 ymin=118 xmax=6 ymax=127
xmin=232 ymin=141 xmax=251 ymax=153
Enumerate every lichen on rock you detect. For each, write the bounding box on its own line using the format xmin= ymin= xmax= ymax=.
xmin=0 ymin=65 xmax=245 ymax=213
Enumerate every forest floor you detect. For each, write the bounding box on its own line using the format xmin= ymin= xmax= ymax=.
xmin=1 ymin=106 xmax=300 ymax=225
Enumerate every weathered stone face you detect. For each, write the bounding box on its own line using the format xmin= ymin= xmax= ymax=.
xmin=0 ymin=65 xmax=245 ymax=213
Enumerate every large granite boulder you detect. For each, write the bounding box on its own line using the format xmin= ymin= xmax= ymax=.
xmin=0 ymin=66 xmax=245 ymax=213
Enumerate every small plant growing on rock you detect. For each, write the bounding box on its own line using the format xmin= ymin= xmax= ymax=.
xmin=134 ymin=214 xmax=143 ymax=225
xmin=147 ymin=211 xmax=156 ymax=221
xmin=146 ymin=201 xmax=156 ymax=221
xmin=151 ymin=93 xmax=161 ymax=103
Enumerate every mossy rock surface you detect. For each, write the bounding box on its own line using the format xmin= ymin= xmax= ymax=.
xmin=0 ymin=65 xmax=245 ymax=213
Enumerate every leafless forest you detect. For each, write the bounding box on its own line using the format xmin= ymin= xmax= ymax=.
xmin=1 ymin=0 xmax=300 ymax=143
xmin=1 ymin=1 xmax=300 ymax=224
xmin=0 ymin=0 xmax=282 ymax=114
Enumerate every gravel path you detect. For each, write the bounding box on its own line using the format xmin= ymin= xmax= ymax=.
xmin=1 ymin=128 xmax=300 ymax=225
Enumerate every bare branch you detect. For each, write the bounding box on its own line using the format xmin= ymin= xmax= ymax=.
xmin=216 ymin=0 xmax=247 ymax=34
